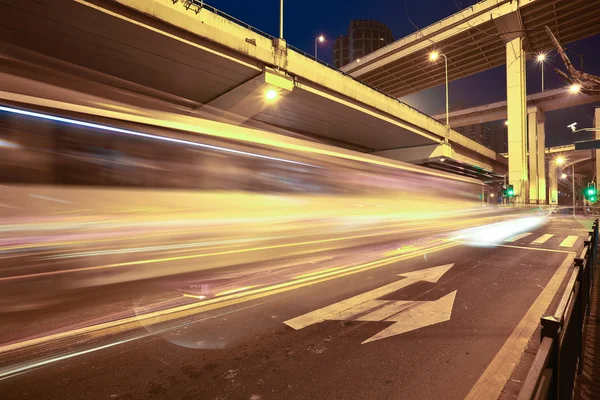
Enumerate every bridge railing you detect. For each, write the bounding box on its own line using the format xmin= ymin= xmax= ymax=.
xmin=517 ymin=219 xmax=598 ymax=400
xmin=178 ymin=1 xmax=442 ymax=125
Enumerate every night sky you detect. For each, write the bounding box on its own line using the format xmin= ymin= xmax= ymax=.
xmin=207 ymin=0 xmax=600 ymax=147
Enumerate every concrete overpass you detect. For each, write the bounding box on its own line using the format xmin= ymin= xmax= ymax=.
xmin=431 ymin=88 xmax=600 ymax=203
xmin=0 ymin=0 xmax=506 ymax=175
xmin=341 ymin=0 xmax=600 ymax=202
xmin=432 ymin=88 xmax=600 ymax=128
xmin=341 ymin=0 xmax=600 ymax=98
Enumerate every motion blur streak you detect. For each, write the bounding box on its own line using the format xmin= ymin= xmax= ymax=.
xmin=0 ymin=105 xmax=317 ymax=168
xmin=215 ymin=286 xmax=257 ymax=296
xmin=0 ymin=241 xmax=457 ymax=356
xmin=0 ymin=102 xmax=539 ymax=371
xmin=0 ymin=336 xmax=139 ymax=381
xmin=451 ymin=216 xmax=547 ymax=245
xmin=0 ymin=301 xmax=266 ymax=381
xmin=0 ymin=224 xmax=465 ymax=282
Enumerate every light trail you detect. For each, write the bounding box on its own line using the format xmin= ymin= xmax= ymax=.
xmin=0 ymin=105 xmax=320 ymax=169
xmin=0 ymin=302 xmax=268 ymax=381
xmin=0 ymin=241 xmax=457 ymax=356
xmin=0 ymin=211 xmax=534 ymax=282
xmin=0 ymin=217 xmax=477 ymax=282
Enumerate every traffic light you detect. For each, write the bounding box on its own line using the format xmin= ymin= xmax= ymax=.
xmin=587 ymin=186 xmax=596 ymax=197
xmin=506 ymin=185 xmax=515 ymax=197
xmin=585 ymin=183 xmax=597 ymax=203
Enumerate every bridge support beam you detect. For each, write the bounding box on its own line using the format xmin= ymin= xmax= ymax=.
xmin=506 ymin=36 xmax=528 ymax=202
xmin=549 ymin=163 xmax=558 ymax=205
xmin=372 ymin=142 xmax=505 ymax=174
xmin=528 ymin=107 xmax=546 ymax=203
xmin=201 ymin=69 xmax=294 ymax=125
xmin=372 ymin=143 xmax=451 ymax=163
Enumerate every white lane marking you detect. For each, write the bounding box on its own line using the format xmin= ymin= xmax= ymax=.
xmin=559 ymin=235 xmax=578 ymax=248
xmin=531 ymin=234 xmax=553 ymax=244
xmin=285 ymin=264 xmax=455 ymax=343
xmin=503 ymin=232 xmax=533 ymax=243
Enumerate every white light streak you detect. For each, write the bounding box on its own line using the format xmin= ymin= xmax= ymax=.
xmin=0 ymin=106 xmax=318 ymax=168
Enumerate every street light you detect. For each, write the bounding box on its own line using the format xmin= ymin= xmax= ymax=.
xmin=265 ymin=89 xmax=278 ymax=101
xmin=536 ymin=53 xmax=547 ymax=92
xmin=556 ymin=156 xmax=566 ymax=166
xmin=428 ymin=51 xmax=449 ymax=131
xmin=569 ymin=84 xmax=581 ymax=93
xmin=568 ymin=121 xmax=600 ymax=134
xmin=561 ymin=173 xmax=567 ymax=179
xmin=504 ymin=120 xmax=509 ymax=126
xmin=315 ymin=35 xmax=325 ymax=58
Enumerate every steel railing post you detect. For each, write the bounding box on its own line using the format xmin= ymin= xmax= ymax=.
xmin=541 ymin=316 xmax=561 ymax=398
xmin=575 ymin=257 xmax=586 ymax=375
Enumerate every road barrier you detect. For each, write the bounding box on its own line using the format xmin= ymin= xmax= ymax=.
xmin=518 ymin=219 xmax=598 ymax=399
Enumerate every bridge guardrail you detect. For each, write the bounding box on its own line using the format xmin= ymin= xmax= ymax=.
xmin=180 ymin=1 xmax=441 ymax=125
xmin=517 ymin=219 xmax=598 ymax=400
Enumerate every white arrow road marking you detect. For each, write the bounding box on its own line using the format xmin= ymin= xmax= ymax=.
xmin=284 ymin=264 xmax=456 ymax=343
xmin=360 ymin=291 xmax=456 ymax=344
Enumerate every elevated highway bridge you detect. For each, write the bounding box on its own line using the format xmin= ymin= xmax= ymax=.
xmin=0 ymin=0 xmax=507 ymax=178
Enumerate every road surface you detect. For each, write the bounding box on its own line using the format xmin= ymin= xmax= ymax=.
xmin=0 ymin=214 xmax=592 ymax=400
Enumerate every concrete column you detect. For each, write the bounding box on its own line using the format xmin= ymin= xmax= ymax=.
xmin=549 ymin=163 xmax=558 ymax=205
xmin=537 ymin=115 xmax=546 ymax=203
xmin=506 ymin=37 xmax=528 ymax=202
xmin=528 ymin=108 xmax=539 ymax=203
xmin=528 ymin=108 xmax=546 ymax=204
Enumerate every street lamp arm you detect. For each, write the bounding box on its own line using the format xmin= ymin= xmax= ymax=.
xmin=573 ymin=128 xmax=600 ymax=133
xmin=439 ymin=53 xmax=449 ymax=130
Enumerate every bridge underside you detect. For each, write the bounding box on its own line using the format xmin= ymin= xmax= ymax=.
xmin=0 ymin=0 xmax=505 ymax=177
xmin=343 ymin=0 xmax=600 ymax=99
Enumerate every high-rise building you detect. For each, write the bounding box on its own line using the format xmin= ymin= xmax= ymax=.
xmin=333 ymin=20 xmax=394 ymax=68
xmin=333 ymin=36 xmax=350 ymax=69
xmin=456 ymin=122 xmax=507 ymax=154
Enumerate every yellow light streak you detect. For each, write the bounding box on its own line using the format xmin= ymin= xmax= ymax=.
xmin=215 ymin=286 xmax=257 ymax=297
xmin=0 ymin=241 xmax=457 ymax=355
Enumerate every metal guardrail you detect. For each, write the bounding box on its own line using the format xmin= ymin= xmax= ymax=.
xmin=518 ymin=218 xmax=598 ymax=400
xmin=177 ymin=1 xmax=440 ymax=125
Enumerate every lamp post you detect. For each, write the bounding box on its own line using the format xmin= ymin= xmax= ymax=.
xmin=279 ymin=0 xmax=283 ymax=39
xmin=556 ymin=157 xmax=575 ymax=215
xmin=315 ymin=35 xmax=325 ymax=58
xmin=536 ymin=53 xmax=546 ymax=92
xmin=571 ymin=164 xmax=575 ymax=215
xmin=429 ymin=51 xmax=449 ymax=134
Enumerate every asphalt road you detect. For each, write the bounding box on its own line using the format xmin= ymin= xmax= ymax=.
xmin=0 ymin=215 xmax=593 ymax=400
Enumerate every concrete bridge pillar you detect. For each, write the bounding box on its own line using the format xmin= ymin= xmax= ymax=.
xmin=528 ymin=107 xmax=546 ymax=203
xmin=549 ymin=161 xmax=559 ymax=205
xmin=506 ymin=36 xmax=528 ymax=202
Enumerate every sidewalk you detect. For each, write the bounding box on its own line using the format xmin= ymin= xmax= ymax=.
xmin=574 ymin=263 xmax=600 ymax=399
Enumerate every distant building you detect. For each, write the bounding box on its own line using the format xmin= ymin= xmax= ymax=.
xmin=333 ymin=20 xmax=394 ymax=68
xmin=333 ymin=36 xmax=350 ymax=69
xmin=455 ymin=121 xmax=507 ymax=154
